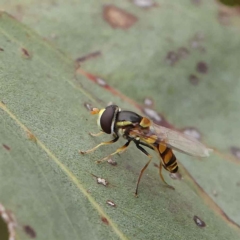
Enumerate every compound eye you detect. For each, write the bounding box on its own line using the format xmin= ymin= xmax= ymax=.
xmin=100 ymin=105 xmax=118 ymax=134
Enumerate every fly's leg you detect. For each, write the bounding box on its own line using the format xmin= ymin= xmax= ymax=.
xmin=135 ymin=144 xmax=152 ymax=197
xmin=89 ymin=131 xmax=104 ymax=137
xmin=96 ymin=140 xmax=131 ymax=164
xmin=80 ymin=136 xmax=119 ymax=154
xmin=159 ymin=162 xmax=175 ymax=190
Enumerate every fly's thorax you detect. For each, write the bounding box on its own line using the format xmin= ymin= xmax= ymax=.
xmin=116 ymin=111 xmax=143 ymax=125
xmin=96 ymin=105 xmax=120 ymax=134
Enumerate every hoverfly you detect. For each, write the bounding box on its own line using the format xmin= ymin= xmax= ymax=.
xmin=80 ymin=105 xmax=212 ymax=196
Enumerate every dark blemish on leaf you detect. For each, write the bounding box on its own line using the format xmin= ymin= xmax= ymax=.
xmin=236 ymin=181 xmax=240 ymax=187
xmin=189 ymin=74 xmax=200 ymax=85
xmin=27 ymin=132 xmax=37 ymax=143
xmin=107 ymin=158 xmax=117 ymax=166
xmin=196 ymin=62 xmax=208 ymax=74
xmin=153 ymin=163 xmax=159 ymax=168
xmin=191 ymin=0 xmax=202 ymax=5
xmin=169 ymin=172 xmax=183 ymax=180
xmin=218 ymin=11 xmax=230 ymax=25
xmin=132 ymin=0 xmax=158 ymax=8
xmin=84 ymin=102 xmax=93 ymax=112
xmin=2 ymin=144 xmax=10 ymax=151
xmin=177 ymin=47 xmax=190 ymax=59
xmin=144 ymin=97 xmax=154 ymax=107
xmin=21 ymin=48 xmax=31 ymax=58
xmin=193 ymin=215 xmax=206 ymax=228
xmin=1 ymin=100 xmax=5 ymax=105
xmin=106 ymin=200 xmax=117 ymax=207
xmin=0 ymin=47 xmax=4 ymax=51
xmin=76 ymin=51 xmax=101 ymax=62
xmin=125 ymin=163 xmax=132 ymax=171
xmin=230 ymin=147 xmax=240 ymax=160
xmin=23 ymin=225 xmax=36 ymax=238
xmin=101 ymin=217 xmax=109 ymax=225
xmin=165 ymin=51 xmax=179 ymax=66
xmin=103 ymin=5 xmax=138 ymax=29
xmin=182 ymin=127 xmax=201 ymax=140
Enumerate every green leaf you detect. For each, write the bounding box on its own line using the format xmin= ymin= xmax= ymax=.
xmin=1 ymin=0 xmax=240 ymax=239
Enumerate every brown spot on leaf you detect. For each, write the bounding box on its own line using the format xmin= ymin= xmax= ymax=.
xmin=191 ymin=0 xmax=202 ymax=5
xmin=24 ymin=225 xmax=36 ymax=238
xmin=153 ymin=163 xmax=159 ymax=168
xmin=218 ymin=11 xmax=231 ymax=25
xmin=0 ymin=47 xmax=4 ymax=51
xmin=165 ymin=51 xmax=179 ymax=66
xmin=101 ymin=217 xmax=109 ymax=225
xmin=21 ymin=48 xmax=31 ymax=59
xmin=27 ymin=132 xmax=37 ymax=143
xmin=193 ymin=215 xmax=206 ymax=228
xmin=2 ymin=144 xmax=10 ymax=151
xmin=230 ymin=147 xmax=240 ymax=159
xmin=177 ymin=47 xmax=190 ymax=59
xmin=103 ymin=5 xmax=138 ymax=29
xmin=189 ymin=74 xmax=200 ymax=85
xmin=76 ymin=51 xmax=101 ymax=62
xmin=196 ymin=61 xmax=208 ymax=74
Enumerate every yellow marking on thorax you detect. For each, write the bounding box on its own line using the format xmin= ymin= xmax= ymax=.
xmin=140 ymin=117 xmax=151 ymax=128
xmin=144 ymin=134 xmax=158 ymax=144
xmin=116 ymin=121 xmax=132 ymax=127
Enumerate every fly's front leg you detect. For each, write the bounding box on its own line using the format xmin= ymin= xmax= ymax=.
xmin=89 ymin=131 xmax=104 ymax=137
xmin=96 ymin=140 xmax=131 ymax=164
xmin=135 ymin=143 xmax=152 ymax=197
xmin=159 ymin=162 xmax=175 ymax=190
xmin=80 ymin=136 xmax=119 ymax=154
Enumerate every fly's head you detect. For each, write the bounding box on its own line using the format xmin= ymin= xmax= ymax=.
xmin=91 ymin=105 xmax=120 ymax=134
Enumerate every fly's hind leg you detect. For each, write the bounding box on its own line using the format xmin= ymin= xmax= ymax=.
xmin=80 ymin=136 xmax=119 ymax=154
xmin=96 ymin=140 xmax=131 ymax=164
xmin=159 ymin=162 xmax=175 ymax=190
xmin=135 ymin=144 xmax=152 ymax=197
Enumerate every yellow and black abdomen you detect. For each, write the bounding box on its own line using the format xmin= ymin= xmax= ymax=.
xmin=157 ymin=144 xmax=178 ymax=173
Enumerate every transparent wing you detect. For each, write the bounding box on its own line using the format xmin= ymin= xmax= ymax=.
xmin=132 ymin=123 xmax=212 ymax=157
